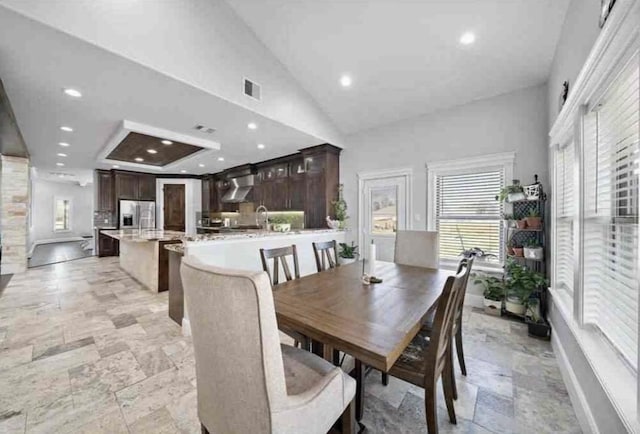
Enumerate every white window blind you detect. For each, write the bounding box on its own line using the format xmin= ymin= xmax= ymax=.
xmin=554 ymin=141 xmax=575 ymax=295
xmin=583 ymin=53 xmax=639 ymax=369
xmin=435 ymin=170 xmax=504 ymax=265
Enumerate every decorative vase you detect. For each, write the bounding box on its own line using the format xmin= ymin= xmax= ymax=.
xmin=524 ymin=247 xmax=543 ymax=260
xmin=525 ymin=217 xmax=542 ymax=229
xmin=515 ymin=219 xmax=527 ymax=229
xmin=505 ymin=296 xmax=526 ymax=315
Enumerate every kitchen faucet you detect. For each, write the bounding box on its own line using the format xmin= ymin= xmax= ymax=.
xmin=255 ymin=205 xmax=269 ymax=231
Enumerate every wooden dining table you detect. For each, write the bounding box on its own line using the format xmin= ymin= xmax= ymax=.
xmin=273 ymin=260 xmax=452 ymax=424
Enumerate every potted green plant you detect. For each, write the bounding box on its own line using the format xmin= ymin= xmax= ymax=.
xmin=338 ymin=242 xmax=358 ymax=265
xmin=496 ymin=181 xmax=525 ymax=203
xmin=502 ymin=213 xmax=516 ymax=228
xmin=331 ymin=184 xmax=349 ymax=229
xmin=512 ymin=244 xmax=524 ymax=257
xmin=474 ymin=273 xmax=505 ymax=316
xmin=270 ymin=215 xmax=292 ymax=232
xmin=525 ymin=299 xmax=551 ymax=339
xmin=504 ymin=260 xmax=547 ymax=316
xmin=523 ymin=240 xmax=543 ymax=260
xmin=525 ymin=209 xmax=542 ymax=229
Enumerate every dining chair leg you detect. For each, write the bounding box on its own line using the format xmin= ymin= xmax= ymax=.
xmin=442 ymin=363 xmax=457 ymax=425
xmin=455 ymin=327 xmax=467 ymax=376
xmin=448 ymin=342 xmax=458 ymax=401
xmin=332 ymin=348 xmax=341 ymax=366
xmin=354 ymin=359 xmax=365 ymax=422
xmin=341 ymin=399 xmax=356 ymax=434
xmin=381 ymin=372 xmax=389 ymax=386
xmin=424 ymin=381 xmax=438 ymax=434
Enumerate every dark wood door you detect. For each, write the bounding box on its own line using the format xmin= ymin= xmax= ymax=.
xmin=96 ymin=170 xmax=115 ymax=212
xmin=115 ymin=172 xmax=138 ymax=200
xmin=289 ymin=174 xmax=306 ymax=210
xmin=138 ymin=174 xmax=156 ymax=201
xmin=163 ymin=184 xmax=186 ymax=231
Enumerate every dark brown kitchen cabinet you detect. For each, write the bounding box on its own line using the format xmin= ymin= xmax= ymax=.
xmin=98 ymin=232 xmax=119 ymax=257
xmin=114 ymin=172 xmax=139 ymax=200
xmin=288 ymin=174 xmax=306 ymax=210
xmin=301 ymin=145 xmax=341 ymax=229
xmin=201 ymin=176 xmax=212 ymax=213
xmin=137 ymin=174 xmax=156 ymax=201
xmin=95 ymin=170 xmax=115 ymax=212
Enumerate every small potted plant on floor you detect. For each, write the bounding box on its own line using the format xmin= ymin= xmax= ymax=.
xmin=525 ymin=299 xmax=551 ymax=339
xmin=523 ymin=240 xmax=544 ymax=260
xmin=525 ymin=209 xmax=542 ymax=229
xmin=512 ymin=244 xmax=524 ymax=257
xmin=504 ymin=260 xmax=547 ymax=316
xmin=474 ymin=273 xmax=505 ymax=316
xmin=338 ymin=242 xmax=358 ymax=265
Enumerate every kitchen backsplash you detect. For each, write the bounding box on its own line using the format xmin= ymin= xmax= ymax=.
xmin=94 ymin=210 xmax=116 ymax=227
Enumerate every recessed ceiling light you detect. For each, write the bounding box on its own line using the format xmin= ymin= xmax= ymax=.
xmin=459 ymin=32 xmax=475 ymax=45
xmin=135 ymin=157 xmax=144 ymax=162
xmin=58 ymin=142 xmax=70 ymax=147
xmin=248 ymin=122 xmax=257 ymax=130
xmin=147 ymin=149 xmax=157 ymax=154
xmin=56 ymin=162 xmax=64 ymax=167
xmin=60 ymin=126 xmax=73 ymax=132
xmin=217 ymin=157 xmax=225 ymax=162
xmin=113 ymin=165 xmax=120 ymax=169
xmin=340 ymin=75 xmax=352 ymax=87
xmin=198 ymin=163 xmax=205 ymax=168
xmin=180 ymin=169 xmax=187 ymax=173
xmin=57 ymin=153 xmax=67 ymax=157
xmin=161 ymin=140 xmax=173 ymax=145
xmin=63 ymin=88 xmax=82 ymax=98
xmin=257 ymin=143 xmax=265 ymax=149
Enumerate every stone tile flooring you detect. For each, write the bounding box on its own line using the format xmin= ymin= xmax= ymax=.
xmin=0 ymin=257 xmax=581 ymax=433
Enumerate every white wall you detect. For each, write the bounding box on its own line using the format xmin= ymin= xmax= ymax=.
xmin=0 ymin=0 xmax=343 ymax=147
xmin=547 ymin=0 xmax=601 ymax=127
xmin=156 ymin=178 xmax=202 ymax=235
xmin=31 ymin=178 xmax=93 ymax=245
xmin=341 ymin=83 xmax=549 ymax=237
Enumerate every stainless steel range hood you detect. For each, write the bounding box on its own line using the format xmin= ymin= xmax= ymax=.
xmin=221 ymin=174 xmax=254 ymax=203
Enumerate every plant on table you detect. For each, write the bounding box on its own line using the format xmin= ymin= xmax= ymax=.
xmin=338 ymin=242 xmax=358 ymax=259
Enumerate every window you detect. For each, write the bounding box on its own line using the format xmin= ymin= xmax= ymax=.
xmin=54 ymin=198 xmax=71 ymax=231
xmin=553 ymin=140 xmax=575 ymax=296
xmin=428 ymin=153 xmax=514 ymax=268
xmin=581 ymin=54 xmax=639 ymax=369
xmin=371 ymin=186 xmax=397 ymax=235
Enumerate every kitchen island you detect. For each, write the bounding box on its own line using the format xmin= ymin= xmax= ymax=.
xmin=101 ymin=229 xmax=184 ymax=292
xmin=165 ymin=228 xmax=346 ymax=330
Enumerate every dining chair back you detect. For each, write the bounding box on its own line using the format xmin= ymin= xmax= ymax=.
xmin=312 ymin=240 xmax=339 ymax=272
xmin=451 ymin=256 xmax=474 ymax=376
xmin=394 ymin=230 xmax=439 ymax=268
xmin=260 ymin=245 xmax=300 ymax=286
xmin=181 ymin=256 xmax=356 ymax=434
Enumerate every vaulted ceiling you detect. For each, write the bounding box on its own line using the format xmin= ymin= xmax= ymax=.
xmin=227 ymin=0 xmax=571 ymax=133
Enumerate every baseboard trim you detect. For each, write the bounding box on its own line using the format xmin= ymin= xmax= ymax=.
xmin=33 ymin=237 xmax=87 ymax=246
xmin=549 ymin=317 xmax=600 ymax=434
xmin=182 ymin=318 xmax=192 ymax=337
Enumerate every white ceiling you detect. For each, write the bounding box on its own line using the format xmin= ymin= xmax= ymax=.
xmin=0 ymin=6 xmax=325 ymax=180
xmin=226 ymin=0 xmax=571 ymax=134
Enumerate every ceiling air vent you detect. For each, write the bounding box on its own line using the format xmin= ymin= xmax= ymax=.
xmin=243 ymin=78 xmax=261 ymax=101
xmin=193 ymin=125 xmax=216 ymax=134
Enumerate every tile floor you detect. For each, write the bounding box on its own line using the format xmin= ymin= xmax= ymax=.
xmin=0 ymin=256 xmax=580 ymax=433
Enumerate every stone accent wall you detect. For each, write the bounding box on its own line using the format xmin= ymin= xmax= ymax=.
xmin=1 ymin=155 xmax=29 ymax=274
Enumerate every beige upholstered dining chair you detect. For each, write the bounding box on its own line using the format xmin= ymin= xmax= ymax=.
xmin=394 ymin=230 xmax=439 ymax=268
xmin=181 ymin=257 xmax=356 ymax=434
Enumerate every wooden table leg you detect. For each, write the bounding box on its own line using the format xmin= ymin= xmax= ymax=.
xmin=351 ymin=359 xmax=364 ymax=422
xmin=311 ymin=339 xmax=324 ymax=358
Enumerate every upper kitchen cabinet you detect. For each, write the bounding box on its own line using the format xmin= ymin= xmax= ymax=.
xmin=301 ymin=144 xmax=341 ymax=228
xmin=95 ymin=170 xmax=115 ymax=212
xmin=113 ymin=171 xmax=156 ymax=201
xmin=138 ymin=173 xmax=156 ymax=201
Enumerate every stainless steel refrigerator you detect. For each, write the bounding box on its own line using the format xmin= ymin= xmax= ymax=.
xmin=119 ymin=200 xmax=156 ymax=229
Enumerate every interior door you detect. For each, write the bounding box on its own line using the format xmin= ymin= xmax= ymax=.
xmin=163 ymin=184 xmax=186 ymax=231
xmin=361 ymin=176 xmax=408 ymax=262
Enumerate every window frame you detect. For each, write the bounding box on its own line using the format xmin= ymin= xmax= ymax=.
xmin=426 ymin=152 xmax=515 ymax=270
xmin=53 ymin=196 xmax=72 ymax=233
